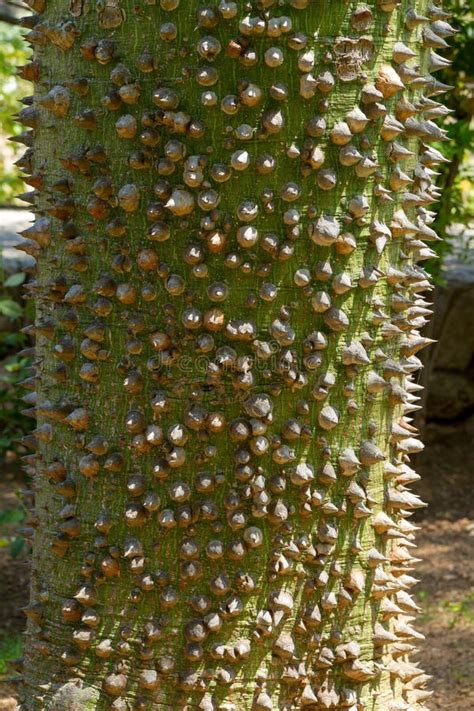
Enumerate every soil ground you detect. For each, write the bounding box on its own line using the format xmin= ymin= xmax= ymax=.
xmin=413 ymin=418 xmax=474 ymax=710
xmin=0 ymin=419 xmax=472 ymax=710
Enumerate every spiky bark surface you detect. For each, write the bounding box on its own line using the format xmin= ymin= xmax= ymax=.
xmin=17 ymin=0 xmax=453 ymax=709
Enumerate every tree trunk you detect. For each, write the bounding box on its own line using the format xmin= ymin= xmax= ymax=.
xmin=18 ymin=0 xmax=452 ymax=708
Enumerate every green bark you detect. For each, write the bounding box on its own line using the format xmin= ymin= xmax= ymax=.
xmin=18 ymin=0 xmax=452 ymax=708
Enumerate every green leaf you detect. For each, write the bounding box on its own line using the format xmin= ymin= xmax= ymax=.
xmin=0 ymin=299 xmax=23 ymax=319
xmin=0 ymin=507 xmax=25 ymax=526
xmin=3 ymin=272 xmax=26 ymax=288
xmin=10 ymin=536 xmax=25 ymax=559
xmin=5 ymin=356 xmax=29 ymax=373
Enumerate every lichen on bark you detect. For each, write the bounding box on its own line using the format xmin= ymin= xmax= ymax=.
xmin=17 ymin=0 xmax=453 ymax=709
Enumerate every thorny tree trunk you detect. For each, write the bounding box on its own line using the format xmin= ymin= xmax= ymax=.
xmin=16 ymin=0 xmax=454 ymax=708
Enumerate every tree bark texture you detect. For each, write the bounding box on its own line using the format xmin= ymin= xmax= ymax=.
xmin=18 ymin=0 xmax=453 ymax=708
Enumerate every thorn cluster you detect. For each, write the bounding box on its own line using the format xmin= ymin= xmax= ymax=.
xmin=17 ymin=0 xmax=452 ymax=708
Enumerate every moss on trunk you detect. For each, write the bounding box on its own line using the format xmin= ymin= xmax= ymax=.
xmin=18 ymin=0 xmax=452 ymax=708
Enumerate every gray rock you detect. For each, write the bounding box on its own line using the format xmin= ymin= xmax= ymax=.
xmin=426 ymin=371 xmax=474 ymax=420
xmin=429 ymin=264 xmax=474 ymax=372
xmin=422 ymin=229 xmax=474 ymax=423
xmin=0 ymin=208 xmax=35 ymax=274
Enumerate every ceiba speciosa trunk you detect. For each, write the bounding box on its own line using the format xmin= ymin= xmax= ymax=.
xmin=16 ymin=0 xmax=453 ymax=708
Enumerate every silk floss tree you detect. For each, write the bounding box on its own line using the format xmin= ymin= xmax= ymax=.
xmin=14 ymin=0 xmax=454 ymax=708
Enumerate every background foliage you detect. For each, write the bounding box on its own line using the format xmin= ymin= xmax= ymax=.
xmin=428 ymin=0 xmax=474 ymax=276
xmin=0 ymin=20 xmax=29 ymax=205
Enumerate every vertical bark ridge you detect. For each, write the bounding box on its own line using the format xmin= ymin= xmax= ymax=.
xmin=17 ymin=0 xmax=452 ymax=709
